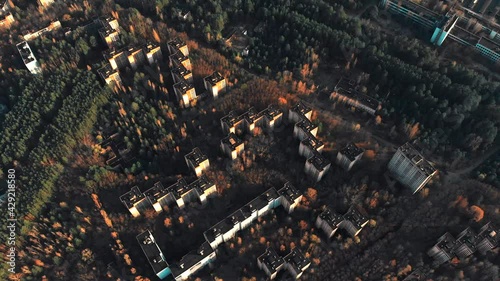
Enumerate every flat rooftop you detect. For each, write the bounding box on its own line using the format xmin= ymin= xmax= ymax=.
xmin=456 ymin=227 xmax=478 ymax=251
xmin=120 ymin=186 xmax=145 ymax=208
xmin=136 ymin=230 xmax=169 ymax=274
xmin=259 ymin=188 xmax=280 ymax=204
xmin=248 ymin=194 xmax=269 ymax=212
xmin=204 ymin=71 xmax=224 ymax=85
xmin=296 ymin=119 xmax=317 ymax=132
xmin=16 ymin=41 xmax=36 ymax=64
xmin=170 ymin=241 xmax=214 ymax=277
xmin=185 ymin=147 xmax=208 ymax=166
xmin=204 ymin=217 xmax=235 ymax=243
xmin=435 ymin=232 xmax=457 ymax=254
xmin=103 ymin=48 xmax=126 ymax=59
xmin=144 ymin=42 xmax=160 ymax=52
xmin=168 ymin=37 xmax=187 ymax=50
xmin=290 ymin=102 xmax=312 ymax=117
xmin=262 ymin=105 xmax=283 ymax=119
xmin=173 ymin=80 xmax=194 ymax=94
xmin=167 ymin=178 xmax=190 ymax=200
xmin=221 ymin=111 xmax=244 ymax=127
xmin=343 ymin=207 xmax=368 ymax=229
xmin=318 ymin=208 xmax=344 ymax=227
xmin=144 ymin=181 xmax=170 ymax=202
xmin=306 ymin=152 xmax=331 ymax=171
xmin=221 ymin=133 xmax=243 ymax=150
xmin=169 ymin=51 xmax=189 ymax=63
xmin=171 ymin=65 xmax=192 ymax=77
xmin=478 ymin=222 xmax=498 ymax=246
xmin=97 ymin=63 xmax=118 ymax=77
xmin=244 ymin=107 xmax=264 ymax=123
xmin=333 ymin=81 xmax=381 ymax=111
xmin=278 ymin=182 xmax=302 ymax=204
xmin=301 ymin=136 xmax=323 ymax=150
xmin=189 ymin=175 xmax=215 ymax=194
xmin=339 ymin=143 xmax=364 ymax=161
xmin=258 ymin=248 xmax=285 ymax=273
xmin=284 ymin=248 xmax=310 ymax=272
xmin=399 ymin=143 xmax=436 ymax=176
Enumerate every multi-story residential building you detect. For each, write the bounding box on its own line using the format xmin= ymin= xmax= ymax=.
xmin=120 ymin=186 xmax=149 ymax=217
xmin=387 ymin=143 xmax=437 ymax=194
xmin=171 ymin=65 xmax=193 ymax=84
xmin=204 ymin=71 xmax=227 ymax=99
xmin=98 ymin=16 xmax=119 ymax=30
xmin=278 ymin=183 xmax=303 ymax=213
xmin=283 ymin=248 xmax=311 ymax=279
xmin=427 ymin=232 xmax=457 ymax=266
xmin=173 ymin=80 xmax=197 ymax=107
xmin=220 ymin=111 xmax=244 ymax=134
xmin=293 ymin=119 xmax=318 ymax=141
xmin=16 ymin=41 xmax=41 ymax=74
xmin=190 ymin=175 xmax=217 ymax=204
xmin=169 ymin=51 xmax=192 ymax=71
xmin=221 ymin=133 xmax=244 ymax=160
xmin=476 ymin=222 xmax=498 ymax=254
xmin=240 ymin=202 xmax=259 ymax=229
xmin=0 ymin=11 xmax=14 ymax=28
xmin=185 ymin=147 xmax=210 ymax=177
xmin=38 ymin=0 xmax=54 ymax=7
xmin=127 ymin=46 xmax=146 ymax=70
xmin=262 ymin=105 xmax=284 ymax=130
xmin=97 ymin=63 xmax=122 ymax=86
xmin=315 ymin=207 xmax=344 ymax=238
xmin=336 ymin=143 xmax=364 ymax=171
xmin=204 ymin=217 xmax=238 ymax=249
xmin=137 ymin=230 xmax=171 ymax=279
xmin=103 ymin=48 xmax=128 ymax=70
xmin=299 ymin=136 xmax=324 ymax=159
xmin=169 ymin=242 xmax=216 ymax=281
xmin=99 ymin=23 xmax=120 ymax=48
xmin=454 ymin=227 xmax=478 ymax=259
xmin=289 ymin=102 xmax=312 ymax=123
xmin=143 ymin=42 xmax=162 ymax=65
xmin=167 ymin=178 xmax=191 ymax=209
xmin=304 ymin=152 xmax=331 ymax=182
xmin=144 ymin=181 xmax=172 ymax=212
xmin=340 ymin=207 xmax=369 ymax=237
xmin=330 ymin=78 xmax=382 ymax=116
xmin=243 ymin=107 xmax=265 ymax=134
xmin=257 ymin=247 xmax=285 ymax=280
xmin=168 ymin=37 xmax=189 ymax=56
xmin=23 ymin=20 xmax=61 ymax=41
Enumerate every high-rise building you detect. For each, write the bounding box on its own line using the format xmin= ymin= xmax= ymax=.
xmin=185 ymin=148 xmax=210 ymax=177
xmin=336 ymin=143 xmax=364 ymax=171
xmin=257 ymin=248 xmax=285 ymax=280
xmin=388 ymin=143 xmax=437 ymax=194
xmin=204 ymin=71 xmax=227 ymax=99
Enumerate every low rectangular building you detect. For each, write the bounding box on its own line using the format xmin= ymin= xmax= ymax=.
xmin=427 ymin=232 xmax=457 ymax=266
xmin=315 ymin=208 xmax=344 ymax=238
xmin=185 ymin=148 xmax=210 ymax=177
xmin=173 ymin=80 xmax=196 ymax=107
xmin=289 ymin=102 xmax=312 ymax=123
xmin=220 ymin=111 xmax=244 ymax=134
xmin=336 ymin=143 xmax=364 ymax=171
xmin=204 ymin=71 xmax=227 ymax=99
xmin=299 ymin=136 xmax=324 ymax=159
xmin=304 ymin=152 xmax=331 ymax=182
xmin=221 ymin=133 xmax=244 ymax=160
xmin=170 ymin=242 xmax=216 ymax=281
xmin=257 ymin=247 xmax=285 ymax=280
xmin=294 ymin=119 xmax=318 ymax=141
xmin=330 ymin=78 xmax=381 ymax=116
xmin=283 ymin=248 xmax=311 ymax=279
xmin=340 ymin=207 xmax=369 ymax=237
xmin=16 ymin=41 xmax=41 ymax=74
xmin=137 ymin=230 xmax=171 ymax=279
xmin=169 ymin=51 xmax=192 ymax=71
xmin=171 ymin=65 xmax=193 ymax=84
xmin=120 ymin=186 xmax=149 ymax=217
xmin=278 ymin=183 xmax=302 ymax=213
xmin=168 ymin=37 xmax=189 ymax=56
